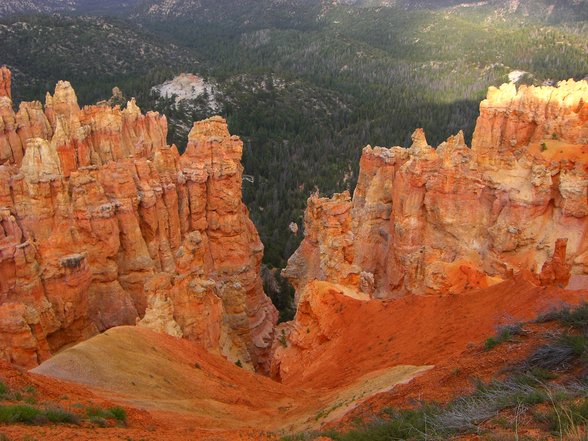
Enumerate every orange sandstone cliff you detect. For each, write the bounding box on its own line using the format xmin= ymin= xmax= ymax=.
xmin=272 ymin=79 xmax=588 ymax=382
xmin=0 ymin=67 xmax=277 ymax=370
xmin=284 ymin=80 xmax=588 ymax=299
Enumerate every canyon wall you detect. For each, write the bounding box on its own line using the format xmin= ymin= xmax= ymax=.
xmin=284 ymin=80 xmax=588 ymax=298
xmin=272 ymin=79 xmax=588 ymax=381
xmin=0 ymin=66 xmax=277 ymax=370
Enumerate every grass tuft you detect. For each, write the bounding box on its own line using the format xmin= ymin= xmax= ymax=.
xmin=549 ymin=397 xmax=588 ymax=436
xmin=537 ymin=303 xmax=588 ymax=331
xmin=484 ymin=323 xmax=526 ymax=351
xmin=525 ymin=333 xmax=588 ymax=371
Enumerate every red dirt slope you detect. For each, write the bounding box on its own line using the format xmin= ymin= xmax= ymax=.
xmin=272 ymin=276 xmax=588 ymax=391
xmin=0 ymin=276 xmax=585 ymax=440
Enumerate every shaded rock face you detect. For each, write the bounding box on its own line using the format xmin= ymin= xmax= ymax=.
xmin=0 ymin=66 xmax=10 ymax=99
xmin=285 ymin=80 xmax=588 ymax=298
xmin=0 ymin=69 xmax=277 ymax=370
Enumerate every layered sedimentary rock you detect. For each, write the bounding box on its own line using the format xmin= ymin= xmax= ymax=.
xmin=0 ymin=68 xmax=277 ymax=370
xmin=272 ymin=79 xmax=588 ymax=382
xmin=284 ymin=80 xmax=588 ymax=298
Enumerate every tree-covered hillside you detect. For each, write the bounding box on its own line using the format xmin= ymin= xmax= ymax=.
xmin=138 ymin=2 xmax=587 ymax=271
xmin=0 ymin=14 xmax=197 ymax=104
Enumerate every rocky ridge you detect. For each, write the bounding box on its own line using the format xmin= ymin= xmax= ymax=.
xmin=0 ymin=66 xmax=277 ymax=370
xmin=273 ymin=79 xmax=588 ymax=381
xmin=284 ymin=79 xmax=588 ymax=299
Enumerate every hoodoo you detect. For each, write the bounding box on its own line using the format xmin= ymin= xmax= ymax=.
xmin=284 ymin=80 xmax=588 ymax=298
xmin=274 ymin=79 xmax=588 ymax=381
xmin=0 ymin=68 xmax=277 ymax=371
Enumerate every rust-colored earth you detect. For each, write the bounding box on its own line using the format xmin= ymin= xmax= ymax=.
xmin=1 ymin=277 xmax=586 ymax=440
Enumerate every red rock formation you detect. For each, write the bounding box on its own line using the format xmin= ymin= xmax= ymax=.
xmin=0 ymin=69 xmax=277 ymax=370
xmin=285 ymin=80 xmax=588 ymax=299
xmin=472 ymin=80 xmax=588 ymax=158
xmin=276 ymin=80 xmax=587 ymax=383
xmin=0 ymin=66 xmax=10 ymax=99
xmin=539 ymin=238 xmax=572 ymax=287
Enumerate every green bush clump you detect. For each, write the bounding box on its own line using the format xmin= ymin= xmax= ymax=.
xmin=108 ymin=406 xmax=127 ymax=423
xmin=44 ymin=407 xmax=80 ymax=424
xmin=484 ymin=323 xmax=526 ymax=351
xmin=86 ymin=406 xmax=127 ymax=425
xmin=0 ymin=404 xmax=80 ymax=426
xmin=0 ymin=405 xmax=41 ymax=424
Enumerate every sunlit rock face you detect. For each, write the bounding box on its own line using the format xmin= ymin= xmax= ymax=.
xmin=0 ymin=68 xmax=277 ymax=371
xmin=472 ymin=80 xmax=588 ymax=158
xmin=285 ymin=80 xmax=588 ymax=298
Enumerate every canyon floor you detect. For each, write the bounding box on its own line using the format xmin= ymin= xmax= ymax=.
xmin=1 ymin=277 xmax=586 ymax=441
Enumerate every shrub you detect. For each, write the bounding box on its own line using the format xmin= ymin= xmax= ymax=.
xmin=280 ymin=433 xmax=320 ymax=441
xmin=559 ymin=304 xmax=588 ymax=331
xmin=108 ymin=406 xmax=127 ymax=424
xmin=340 ymin=406 xmax=441 ymax=440
xmin=484 ymin=323 xmax=526 ymax=351
xmin=86 ymin=406 xmax=126 ymax=425
xmin=0 ymin=404 xmax=80 ymax=426
xmin=89 ymin=416 xmax=108 ymax=427
xmin=0 ymin=383 xmax=7 ymax=398
xmin=549 ymin=397 xmax=588 ymax=435
xmin=525 ymin=334 xmax=587 ymax=371
xmin=0 ymin=405 xmax=41 ymax=424
xmin=282 ymin=375 xmax=587 ymax=441
xmin=512 ymin=368 xmax=557 ymax=385
xmin=278 ymin=330 xmax=288 ymax=348
xmin=22 ymin=386 xmax=36 ymax=395
xmin=44 ymin=407 xmax=80 ymax=424
xmin=537 ymin=303 xmax=588 ymax=331
xmin=484 ymin=337 xmax=499 ymax=350
xmin=86 ymin=406 xmax=108 ymax=419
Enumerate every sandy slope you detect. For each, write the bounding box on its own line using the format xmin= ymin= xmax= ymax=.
xmin=29 ymin=326 xmax=428 ymax=436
